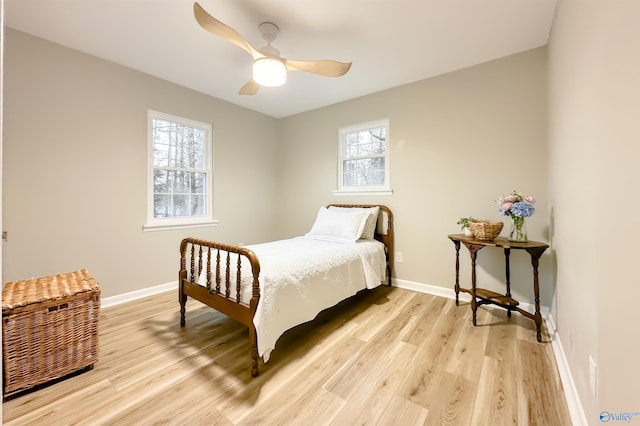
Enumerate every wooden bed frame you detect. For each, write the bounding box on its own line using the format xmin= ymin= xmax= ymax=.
xmin=178 ymin=204 xmax=394 ymax=376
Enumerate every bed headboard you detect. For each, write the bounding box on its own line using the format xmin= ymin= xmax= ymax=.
xmin=326 ymin=204 xmax=394 ymax=284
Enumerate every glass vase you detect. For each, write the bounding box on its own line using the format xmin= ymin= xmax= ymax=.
xmin=509 ymin=216 xmax=528 ymax=242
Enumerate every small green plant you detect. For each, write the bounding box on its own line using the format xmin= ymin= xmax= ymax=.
xmin=456 ymin=217 xmax=476 ymax=230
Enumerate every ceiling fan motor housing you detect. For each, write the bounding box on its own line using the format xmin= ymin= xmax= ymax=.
xmin=259 ymin=22 xmax=279 ymax=42
xmin=258 ymin=22 xmax=281 ymax=56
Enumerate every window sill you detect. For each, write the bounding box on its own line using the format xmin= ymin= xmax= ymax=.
xmin=332 ymin=189 xmax=393 ymax=196
xmin=142 ymin=220 xmax=219 ymax=232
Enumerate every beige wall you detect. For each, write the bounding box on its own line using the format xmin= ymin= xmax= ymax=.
xmin=549 ymin=0 xmax=640 ymax=421
xmin=2 ymin=29 xmax=281 ymax=297
xmin=278 ymin=48 xmax=550 ymax=307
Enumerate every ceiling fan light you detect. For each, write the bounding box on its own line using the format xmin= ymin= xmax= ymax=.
xmin=253 ymin=58 xmax=287 ymax=87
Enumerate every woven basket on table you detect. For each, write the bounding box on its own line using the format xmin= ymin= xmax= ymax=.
xmin=2 ymin=269 xmax=100 ymax=397
xmin=469 ymin=220 xmax=504 ymax=241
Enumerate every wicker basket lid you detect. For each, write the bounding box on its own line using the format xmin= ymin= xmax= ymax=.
xmin=2 ymin=269 xmax=99 ymax=312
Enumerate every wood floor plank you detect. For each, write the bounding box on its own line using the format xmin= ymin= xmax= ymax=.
xmin=78 ymin=342 xmax=245 ymax=425
xmin=2 ymin=287 xmax=573 ymax=426
xmin=397 ymin=300 xmax=467 ymax=409
xmin=445 ymin=319 xmax=490 ymax=383
xmin=100 ymin=363 xmax=234 ymax=426
xmin=233 ymin=334 xmax=364 ymax=424
xmin=401 ymin=296 xmax=449 ymax=347
xmin=470 ymin=355 xmax=519 ymax=425
xmin=484 ymin=311 xmax=518 ymax=361
xmin=329 ymin=341 xmax=418 ymax=425
xmin=424 ymin=372 xmax=476 ymax=426
xmin=241 ymin=388 xmax=346 ymax=426
xmin=324 ymin=312 xmax=413 ymax=399
xmin=376 ymin=394 xmax=429 ymax=425
xmin=218 ymin=310 xmax=365 ymax=423
xmin=347 ymin=287 xmax=416 ymax=342
xmin=399 ymin=291 xmax=436 ymax=317
xmin=2 ymin=379 xmax=115 ymax=426
xmin=516 ymin=339 xmax=572 ymax=426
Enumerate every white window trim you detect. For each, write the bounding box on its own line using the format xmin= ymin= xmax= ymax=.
xmin=142 ymin=220 xmax=218 ymax=232
xmin=143 ymin=110 xmax=217 ymax=232
xmin=334 ymin=118 xmax=392 ymax=196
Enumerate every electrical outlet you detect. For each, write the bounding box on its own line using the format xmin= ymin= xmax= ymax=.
xmin=589 ymin=356 xmax=597 ymax=396
xmin=395 ymin=252 xmax=403 ymax=263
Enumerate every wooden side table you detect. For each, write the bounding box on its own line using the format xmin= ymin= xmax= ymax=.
xmin=447 ymin=234 xmax=549 ymax=342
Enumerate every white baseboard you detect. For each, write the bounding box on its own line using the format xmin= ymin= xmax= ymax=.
xmin=392 ymin=277 xmax=586 ymax=426
xmin=392 ymin=278 xmax=472 ymax=303
xmin=101 ymin=281 xmax=177 ymax=309
xmin=547 ymin=313 xmax=588 ymax=426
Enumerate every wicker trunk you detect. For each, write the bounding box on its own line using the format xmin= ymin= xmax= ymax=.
xmin=2 ymin=269 xmax=100 ymax=397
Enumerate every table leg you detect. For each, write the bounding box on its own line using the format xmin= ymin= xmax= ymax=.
xmin=470 ymin=248 xmax=478 ymax=326
xmin=453 ymin=240 xmax=461 ymax=305
xmin=462 ymin=242 xmax=484 ymax=327
xmin=527 ymin=247 xmax=547 ymax=342
xmin=504 ymin=248 xmax=512 ymax=318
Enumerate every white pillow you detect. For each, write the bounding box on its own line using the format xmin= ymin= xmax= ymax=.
xmin=328 ymin=206 xmax=380 ymax=240
xmin=305 ymin=207 xmax=367 ymax=243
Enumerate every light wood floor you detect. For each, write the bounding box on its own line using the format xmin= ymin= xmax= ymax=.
xmin=3 ymin=286 xmax=572 ymax=425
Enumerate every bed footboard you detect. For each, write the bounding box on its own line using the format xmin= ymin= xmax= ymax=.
xmin=178 ymin=238 xmax=261 ymax=376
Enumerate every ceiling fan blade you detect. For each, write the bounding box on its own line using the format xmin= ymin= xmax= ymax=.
xmin=284 ymin=59 xmax=352 ymax=77
xmin=193 ymin=2 xmax=261 ymax=59
xmin=239 ymin=80 xmax=260 ymax=95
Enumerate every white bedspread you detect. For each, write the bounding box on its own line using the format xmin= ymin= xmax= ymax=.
xmin=197 ymin=236 xmax=386 ymax=362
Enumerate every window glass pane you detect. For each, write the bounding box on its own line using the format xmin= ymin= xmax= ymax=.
xmin=191 ymin=194 xmax=205 ymax=216
xmin=172 ymin=194 xmax=188 ymax=217
xmin=370 ymin=126 xmax=386 ymax=139
xmin=343 ymin=159 xmax=355 ymax=173
xmin=343 ymin=127 xmax=387 ymax=160
xmin=373 ymin=140 xmax=385 ymax=154
xmin=192 ymin=131 xmax=205 ymax=169
xmin=154 ymin=194 xmax=171 ymax=218
xmin=153 ymin=143 xmax=170 ymax=167
xmin=343 ymin=170 xmax=357 ymax=187
xmin=357 ymin=158 xmax=370 ymax=185
xmin=371 ymin=169 xmax=385 ymax=185
xmin=344 ymin=134 xmax=355 ymax=157
xmin=169 ymin=170 xmax=184 ymax=193
xmin=193 ymin=172 xmax=206 ymax=194
xmin=342 ymin=153 xmax=385 ymax=187
xmin=153 ymin=170 xmax=168 ymax=193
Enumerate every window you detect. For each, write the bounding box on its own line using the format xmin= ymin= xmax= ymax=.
xmin=335 ymin=119 xmax=392 ymax=195
xmin=144 ymin=110 xmax=216 ymax=230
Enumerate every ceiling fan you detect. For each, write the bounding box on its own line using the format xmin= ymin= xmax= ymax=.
xmin=193 ymin=2 xmax=352 ymax=95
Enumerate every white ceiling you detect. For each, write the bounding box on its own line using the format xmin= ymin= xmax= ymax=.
xmin=5 ymin=0 xmax=557 ymax=118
